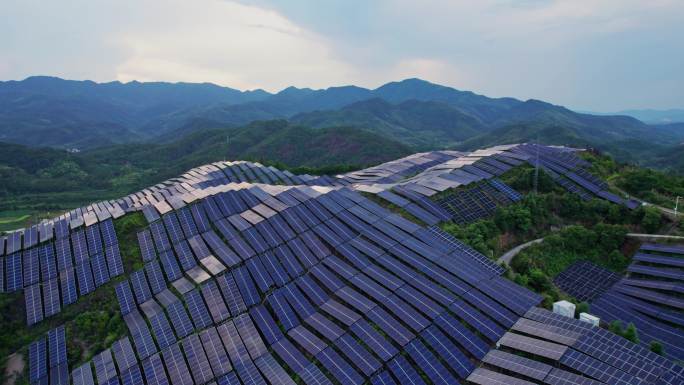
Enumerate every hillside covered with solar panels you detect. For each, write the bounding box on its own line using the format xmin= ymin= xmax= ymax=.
xmin=1 ymin=143 xmax=682 ymax=385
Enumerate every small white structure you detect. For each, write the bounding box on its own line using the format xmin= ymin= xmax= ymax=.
xmin=553 ymin=300 xmax=576 ymax=318
xmin=579 ymin=313 xmax=600 ymax=327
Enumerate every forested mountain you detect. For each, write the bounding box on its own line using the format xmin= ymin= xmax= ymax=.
xmin=1 ymin=76 xmax=682 ymax=171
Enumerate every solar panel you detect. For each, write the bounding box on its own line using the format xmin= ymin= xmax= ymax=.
xmin=268 ymin=290 xmax=299 ymax=331
xmin=92 ymin=349 xmax=117 ymax=384
xmin=149 ymin=222 xmax=171 ymax=252
xmin=216 ymin=272 xmax=247 ymax=315
xmin=191 ymin=204 xmax=212 ymax=233
xmin=71 ymin=230 xmax=89 ymax=265
xmin=182 ymin=334 xmax=214 ymax=385
xmin=138 ymin=230 xmax=157 ymax=262
xmin=55 ymin=238 xmax=73 ymax=272
xmin=104 ymin=243 xmax=124 ymax=277
xmin=255 ymin=354 xmax=297 ymax=385
xmin=199 ymin=327 xmax=232 ymax=377
xmin=43 ymin=278 xmax=61 ymax=317
xmin=49 ymin=363 xmax=69 ymax=385
xmin=406 ymin=339 xmax=459 ymax=385
xmin=25 ymin=283 xmax=44 ymax=325
xmin=72 ymin=363 xmax=95 ymax=385
xmin=116 ymin=280 xmax=136 ymax=315
xmin=316 ymin=346 xmax=363 ymax=385
xmin=29 ymin=337 xmax=48 ymax=383
xmin=130 ymin=270 xmax=153 ymax=303
xmin=38 ymin=244 xmax=57 ymax=281
xmin=161 ymin=343 xmax=194 ymax=385
xmin=162 ymin=212 xmax=185 ymax=244
xmin=232 ymin=266 xmax=260 ymax=307
xmin=184 ymin=288 xmax=213 ymax=329
xmin=201 ymin=280 xmax=231 ymax=323
xmin=112 ymin=337 xmax=138 ymax=371
xmin=5 ymin=252 xmax=22 ymax=292
xmin=467 ymin=367 xmax=537 ymax=385
xmin=176 ymin=207 xmax=199 ymax=238
xmin=120 ymin=365 xmax=143 ymax=385
xmin=498 ymin=332 xmax=568 ymax=360
xmin=23 ymin=248 xmax=40 ymax=286
xmin=145 ymin=260 xmax=166 ymax=294
xmin=173 ymin=241 xmax=196 ymax=271
xmin=142 ymin=353 xmax=169 ymax=385
xmin=158 ymin=249 xmax=182 ymax=281
xmin=124 ymin=310 xmax=158 ymax=360
xmin=0 ymin=256 xmax=4 ymax=293
xmin=85 ymin=223 xmax=104 ymax=256
xmin=91 ymin=253 xmax=110 ymax=287
xmin=387 ymin=355 xmax=427 ymax=385
xmin=60 ymin=267 xmax=78 ymax=305
xmin=148 ymin=311 xmax=177 ymax=349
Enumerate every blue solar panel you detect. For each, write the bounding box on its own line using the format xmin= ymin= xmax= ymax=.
xmin=145 ymin=260 xmax=166 ymax=294
xmin=232 ymin=266 xmax=260 ymax=307
xmin=184 ymin=288 xmax=213 ymax=329
xmin=149 ymin=222 xmax=171 ymax=252
xmin=75 ymin=261 xmax=95 ymax=295
xmin=463 ymin=289 xmax=517 ymax=328
xmin=38 ymin=244 xmax=57 ymax=281
xmin=176 ymin=207 xmax=199 ymax=238
xmin=274 ymin=244 xmax=304 ymax=278
xmin=199 ymin=327 xmax=232 ymax=377
xmin=388 ymin=355 xmax=427 ymax=385
xmin=434 ymin=313 xmax=489 ymax=359
xmin=112 ymin=337 xmax=138 ymax=372
xmin=25 ymin=283 xmax=44 ymax=325
xmin=23 ymin=248 xmax=40 ymax=286
xmin=158 ymin=249 xmax=182 ymax=281
xmin=91 ymin=253 xmax=110 ymax=287
xmin=371 ymin=371 xmax=397 ymax=385
xmin=349 ymin=319 xmax=398 ymax=362
xmin=201 ymin=280 xmax=231 ymax=323
xmin=124 ymin=311 xmax=158 ymax=360
xmin=116 ymin=281 xmax=136 ymax=315
xmin=0 ymin=256 xmax=4 ymax=293
xmin=43 ymin=278 xmax=61 ymax=317
xmin=190 ymin=204 xmax=211 ymax=233
xmin=173 ymin=241 xmax=197 ymax=271
xmin=86 ymin=223 xmax=104 ymax=256
xmin=268 ymin=290 xmax=299 ymax=331
xmin=59 ymin=267 xmax=77 ymax=306
xmin=29 ymin=337 xmax=48 ymax=383
xmin=246 ymin=257 xmax=274 ymax=293
xmin=49 ymin=362 xmax=69 ymax=385
xmin=367 ymin=307 xmax=414 ymax=347
xmin=216 ymin=272 xmax=247 ymax=315
xmin=71 ymin=230 xmax=89 ymax=265
xmin=130 ymin=270 xmax=152 ymax=303
xmin=138 ymin=230 xmax=157 ymax=262
xmin=142 ymin=353 xmax=169 ymax=385
xmin=120 ymin=365 xmax=143 ymax=385
xmin=288 ymin=237 xmax=317 ymax=268
xmin=55 ymin=238 xmax=73 ymax=272
xmin=162 ymin=212 xmax=185 ymax=244
xmin=6 ymin=252 xmax=23 ymax=292
xmin=161 ymin=343 xmax=193 ymax=385
xmin=105 ymin=244 xmax=124 ymax=277
xmin=148 ymin=311 xmax=176 ymax=349
xmin=421 ymin=325 xmax=474 ymax=379
xmin=201 ymin=231 xmax=241 ymax=267
xmin=335 ymin=333 xmax=381 ymax=376
xmin=406 ymin=339 xmax=459 ymax=385
xmin=164 ymin=299 xmax=194 ymax=338
xmin=182 ymin=334 xmax=214 ymax=385
xmin=316 ymin=346 xmax=363 ymax=385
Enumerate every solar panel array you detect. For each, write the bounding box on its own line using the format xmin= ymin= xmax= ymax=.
xmin=77 ymin=182 xmax=553 ymax=385
xmin=591 ymin=242 xmax=684 ymax=361
xmin=0 ymin=219 xmax=124 ymax=325
xmin=28 ymin=326 xmax=67 ymax=385
xmin=9 ymin=145 xmax=682 ymax=385
xmin=467 ymin=307 xmax=682 ymax=385
xmin=554 ymin=261 xmax=622 ymax=301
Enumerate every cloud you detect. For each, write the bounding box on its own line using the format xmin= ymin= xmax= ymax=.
xmin=0 ymin=0 xmax=683 ymax=110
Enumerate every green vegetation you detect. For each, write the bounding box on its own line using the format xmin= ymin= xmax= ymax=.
xmin=576 ymin=302 xmax=590 ymax=317
xmin=650 ymin=341 xmax=665 ymax=356
xmin=113 ymin=212 xmax=147 ymax=271
xmin=609 ymin=321 xmax=640 ymax=344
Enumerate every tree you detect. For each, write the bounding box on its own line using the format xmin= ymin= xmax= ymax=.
xmin=649 ymin=341 xmax=665 ymax=356
xmin=609 ymin=320 xmax=624 ymax=336
xmin=623 ymin=323 xmax=639 ymax=344
xmin=576 ymin=302 xmax=590 ymax=317
xmin=641 ymin=206 xmax=662 ymax=233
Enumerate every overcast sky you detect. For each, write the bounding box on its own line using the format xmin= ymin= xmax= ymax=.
xmin=1 ymin=0 xmax=682 ymax=111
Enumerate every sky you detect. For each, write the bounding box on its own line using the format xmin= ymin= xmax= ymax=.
xmin=1 ymin=0 xmax=682 ymax=111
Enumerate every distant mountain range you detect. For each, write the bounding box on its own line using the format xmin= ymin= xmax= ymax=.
xmin=1 ymin=76 xmax=683 ymax=172
xmin=587 ymin=109 xmax=684 ymax=124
